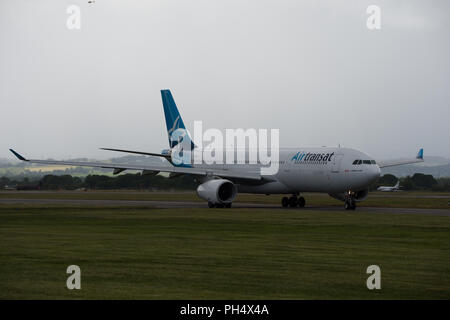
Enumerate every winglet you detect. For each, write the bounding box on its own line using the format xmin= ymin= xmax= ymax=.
xmin=416 ymin=148 xmax=424 ymax=159
xmin=9 ymin=149 xmax=27 ymax=161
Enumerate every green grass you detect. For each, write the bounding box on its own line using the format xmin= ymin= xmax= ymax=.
xmin=0 ymin=205 xmax=449 ymax=299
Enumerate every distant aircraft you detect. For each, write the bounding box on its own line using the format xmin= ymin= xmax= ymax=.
xmin=377 ymin=180 xmax=401 ymax=192
xmin=10 ymin=89 xmax=424 ymax=210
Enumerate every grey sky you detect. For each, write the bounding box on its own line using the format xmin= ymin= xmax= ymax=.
xmin=1 ymin=0 xmax=449 ymax=160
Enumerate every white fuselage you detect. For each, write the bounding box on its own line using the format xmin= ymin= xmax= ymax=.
xmin=190 ymin=147 xmax=380 ymax=194
xmin=377 ymin=186 xmax=400 ymax=192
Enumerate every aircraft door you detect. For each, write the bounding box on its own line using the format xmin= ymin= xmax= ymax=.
xmin=329 ymin=154 xmax=344 ymax=190
xmin=331 ymin=154 xmax=343 ymax=173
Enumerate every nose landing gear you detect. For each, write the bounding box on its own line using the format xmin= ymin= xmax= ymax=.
xmin=344 ymin=199 xmax=356 ymax=210
xmin=281 ymin=195 xmax=306 ymax=208
xmin=344 ymin=191 xmax=356 ymax=210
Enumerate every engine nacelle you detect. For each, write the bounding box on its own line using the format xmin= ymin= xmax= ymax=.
xmin=197 ymin=179 xmax=237 ymax=204
xmin=328 ymin=189 xmax=369 ymax=202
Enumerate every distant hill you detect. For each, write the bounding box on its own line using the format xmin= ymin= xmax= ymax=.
xmin=2 ymin=155 xmax=450 ymax=178
xmin=0 ymin=155 xmax=170 ymax=178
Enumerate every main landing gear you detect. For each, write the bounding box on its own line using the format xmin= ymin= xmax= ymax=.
xmin=281 ymin=195 xmax=306 ymax=208
xmin=208 ymin=201 xmax=232 ymax=208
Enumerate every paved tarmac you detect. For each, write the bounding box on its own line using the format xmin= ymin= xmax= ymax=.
xmin=1 ymin=197 xmax=449 ymax=216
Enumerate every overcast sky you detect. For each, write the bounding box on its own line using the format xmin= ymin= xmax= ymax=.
xmin=1 ymin=0 xmax=449 ymax=160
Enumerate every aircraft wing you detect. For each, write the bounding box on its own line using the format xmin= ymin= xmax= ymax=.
xmin=9 ymin=149 xmax=262 ymax=181
xmin=99 ymin=147 xmax=171 ymax=160
xmin=377 ymin=148 xmax=424 ymax=168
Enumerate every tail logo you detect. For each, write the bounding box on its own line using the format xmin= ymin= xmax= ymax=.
xmin=168 ymin=115 xmax=181 ymax=137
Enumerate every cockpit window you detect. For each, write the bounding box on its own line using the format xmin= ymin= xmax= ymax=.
xmin=354 ymin=159 xmax=377 ymax=165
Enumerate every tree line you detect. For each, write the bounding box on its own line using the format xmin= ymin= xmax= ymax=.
xmin=369 ymin=173 xmax=450 ymax=191
xmin=1 ymin=173 xmax=197 ymax=191
xmin=1 ymin=172 xmax=450 ymax=191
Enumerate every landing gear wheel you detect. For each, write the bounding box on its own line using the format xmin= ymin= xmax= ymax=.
xmin=281 ymin=197 xmax=289 ymax=208
xmin=225 ymin=203 xmax=232 ymax=208
xmin=208 ymin=201 xmax=214 ymax=208
xmin=298 ymin=197 xmax=305 ymax=208
xmin=289 ymin=196 xmax=298 ymax=207
xmin=345 ymin=201 xmax=351 ymax=210
xmin=345 ymin=200 xmax=356 ymax=210
xmin=216 ymin=203 xmax=225 ymax=208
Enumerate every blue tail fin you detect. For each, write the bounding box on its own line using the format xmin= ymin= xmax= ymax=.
xmin=161 ymin=89 xmax=193 ymax=149
xmin=416 ymin=148 xmax=424 ymax=159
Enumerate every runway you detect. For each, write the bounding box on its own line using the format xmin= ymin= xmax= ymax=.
xmin=1 ymin=197 xmax=449 ymax=216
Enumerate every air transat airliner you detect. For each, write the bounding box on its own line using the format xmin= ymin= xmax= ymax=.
xmin=10 ymin=89 xmax=424 ymax=210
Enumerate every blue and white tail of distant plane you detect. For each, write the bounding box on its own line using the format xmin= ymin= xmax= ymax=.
xmin=161 ymin=89 xmax=195 ymax=150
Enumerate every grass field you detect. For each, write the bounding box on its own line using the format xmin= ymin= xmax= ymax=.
xmin=1 ymin=192 xmax=449 ymax=299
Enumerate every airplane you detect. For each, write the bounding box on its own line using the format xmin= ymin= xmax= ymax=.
xmin=9 ymin=89 xmax=424 ymax=210
xmin=377 ymin=180 xmax=401 ymax=192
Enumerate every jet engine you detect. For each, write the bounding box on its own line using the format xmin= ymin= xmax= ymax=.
xmin=328 ymin=189 xmax=369 ymax=202
xmin=197 ymin=179 xmax=237 ymax=204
